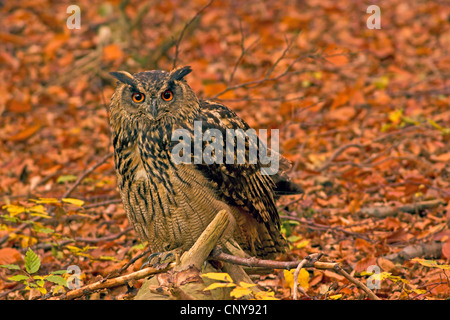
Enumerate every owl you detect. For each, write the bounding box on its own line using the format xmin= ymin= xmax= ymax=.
xmin=109 ymin=66 xmax=302 ymax=264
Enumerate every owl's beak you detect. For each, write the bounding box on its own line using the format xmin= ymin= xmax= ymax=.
xmin=149 ymin=99 xmax=158 ymax=118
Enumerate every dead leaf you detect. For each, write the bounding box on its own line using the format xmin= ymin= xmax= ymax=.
xmin=102 ymin=44 xmax=125 ymax=62
xmin=8 ymin=124 xmax=41 ymax=142
xmin=442 ymin=241 xmax=450 ymax=259
xmin=7 ymin=99 xmax=31 ymax=113
xmin=0 ymin=248 xmax=22 ymax=265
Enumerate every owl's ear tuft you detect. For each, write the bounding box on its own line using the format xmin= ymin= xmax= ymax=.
xmin=169 ymin=66 xmax=192 ymax=81
xmin=110 ymin=71 xmax=138 ymax=88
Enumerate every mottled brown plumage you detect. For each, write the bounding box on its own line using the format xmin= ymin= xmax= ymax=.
xmin=109 ymin=66 xmax=302 ymax=259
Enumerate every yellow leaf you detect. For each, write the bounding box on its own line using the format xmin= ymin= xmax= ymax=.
xmin=32 ymin=198 xmax=59 ymax=204
xmin=284 ymin=268 xmax=310 ymax=290
xmin=2 ymin=205 xmax=25 ymax=216
xmin=283 ymin=270 xmax=294 ymax=288
xmin=37 ymin=286 xmax=47 ymax=295
xmin=413 ymin=289 xmax=427 ymax=295
xmin=238 ymin=281 xmax=256 ymax=288
xmin=203 ymin=282 xmax=236 ymax=291
xmin=298 ymin=268 xmax=310 ymax=290
xmin=295 ymin=240 xmax=309 ymax=249
xmin=388 ymin=109 xmax=403 ymax=124
xmin=254 ymin=291 xmax=279 ymax=300
xmin=201 ymin=272 xmax=233 ymax=282
xmin=329 ymin=294 xmax=342 ymax=300
xmin=373 ymin=76 xmax=389 ymax=89
xmin=411 ymin=258 xmax=450 ymax=270
xmin=230 ymin=287 xmax=252 ymax=298
xmin=65 ymin=245 xmax=81 ymax=253
xmin=29 ymin=205 xmax=51 ymax=218
xmin=62 ymin=198 xmax=85 ymax=207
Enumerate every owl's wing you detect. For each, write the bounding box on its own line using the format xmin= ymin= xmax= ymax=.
xmin=182 ymin=99 xmax=301 ymax=226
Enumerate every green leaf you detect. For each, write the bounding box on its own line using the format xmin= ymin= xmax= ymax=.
xmin=0 ymin=264 xmax=21 ymax=270
xmin=287 ymin=235 xmax=302 ymax=243
xmin=24 ymin=248 xmax=40 ymax=274
xmin=50 ymin=270 xmax=68 ymax=275
xmin=46 ymin=275 xmax=67 ymax=286
xmin=33 ymin=224 xmax=54 ymax=234
xmin=57 ymin=175 xmax=77 ymax=184
xmin=8 ymin=274 xmax=29 ymax=282
xmin=35 ymin=279 xmax=45 ymax=287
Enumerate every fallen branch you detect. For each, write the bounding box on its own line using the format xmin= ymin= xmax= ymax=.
xmin=359 ymin=199 xmax=445 ymax=218
xmin=383 ymin=242 xmax=443 ymax=264
xmin=50 ymin=264 xmax=168 ymax=300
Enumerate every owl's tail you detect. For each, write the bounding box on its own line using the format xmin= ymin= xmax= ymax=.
xmin=232 ymin=207 xmax=288 ymax=259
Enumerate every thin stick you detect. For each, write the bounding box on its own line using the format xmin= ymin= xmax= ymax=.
xmin=51 ymin=264 xmax=170 ymax=300
xmin=333 ymin=265 xmax=380 ymax=300
xmin=211 ymin=52 xmax=315 ymax=99
xmin=62 ymin=152 xmax=113 ymax=199
xmin=292 ymin=255 xmax=312 ymax=300
xmin=227 ymin=20 xmax=259 ymax=87
xmin=172 ymin=0 xmax=214 ymax=69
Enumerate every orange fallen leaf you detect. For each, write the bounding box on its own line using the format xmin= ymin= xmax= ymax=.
xmin=0 ymin=248 xmax=22 ymax=265
xmin=102 ymin=44 xmax=124 ymax=62
xmin=7 ymin=99 xmax=31 ymax=113
xmin=330 ymin=89 xmax=350 ymax=109
xmin=328 ymin=106 xmax=356 ymax=121
xmin=9 ymin=124 xmax=41 ymax=142
xmin=442 ymin=241 xmax=450 ymax=259
xmin=326 ymin=54 xmax=349 ymax=67
xmin=431 ymin=152 xmax=450 ymax=163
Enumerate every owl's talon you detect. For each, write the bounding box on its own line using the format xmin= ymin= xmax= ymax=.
xmin=140 ymin=250 xmax=179 ymax=270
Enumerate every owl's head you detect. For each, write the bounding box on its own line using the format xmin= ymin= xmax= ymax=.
xmin=109 ymin=66 xmax=199 ymax=126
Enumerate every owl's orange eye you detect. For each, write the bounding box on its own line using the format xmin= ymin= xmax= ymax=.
xmin=161 ymin=90 xmax=173 ymax=101
xmin=132 ymin=92 xmax=145 ymax=103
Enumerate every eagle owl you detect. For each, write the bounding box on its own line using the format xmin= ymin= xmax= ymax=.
xmin=109 ymin=66 xmax=302 ymax=260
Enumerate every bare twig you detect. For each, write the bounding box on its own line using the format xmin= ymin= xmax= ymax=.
xmin=172 ymin=0 xmax=214 ymax=69
xmin=293 ymin=254 xmax=318 ymax=300
xmin=333 ymin=265 xmax=380 ymax=300
xmin=265 ymin=31 xmax=301 ymax=79
xmin=211 ymin=53 xmax=315 ymax=99
xmin=62 ymin=152 xmax=113 ymax=199
xmin=51 ymin=264 xmax=170 ymax=300
xmin=227 ymin=20 xmax=259 ymax=86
